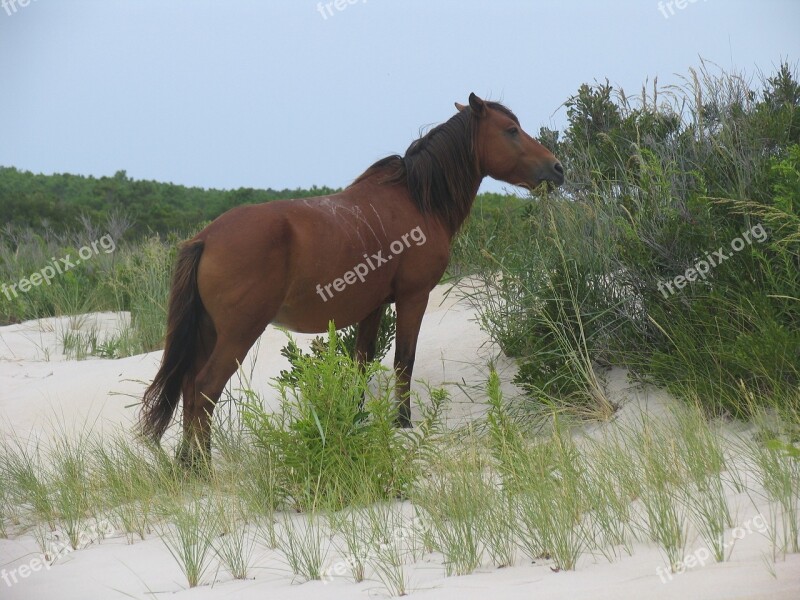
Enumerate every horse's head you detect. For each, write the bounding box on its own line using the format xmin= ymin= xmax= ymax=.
xmin=456 ymin=93 xmax=564 ymax=190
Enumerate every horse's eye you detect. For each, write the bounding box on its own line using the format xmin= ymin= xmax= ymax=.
xmin=507 ymin=127 xmax=519 ymax=135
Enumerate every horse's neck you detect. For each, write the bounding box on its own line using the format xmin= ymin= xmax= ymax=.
xmin=445 ymin=177 xmax=483 ymax=237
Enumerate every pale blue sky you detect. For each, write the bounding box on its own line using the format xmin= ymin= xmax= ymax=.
xmin=1 ymin=0 xmax=798 ymax=194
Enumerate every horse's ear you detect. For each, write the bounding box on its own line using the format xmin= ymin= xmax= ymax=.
xmin=468 ymin=92 xmax=487 ymax=117
xmin=454 ymin=102 xmax=467 ymax=112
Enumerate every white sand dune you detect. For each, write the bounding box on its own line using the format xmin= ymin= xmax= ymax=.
xmin=1 ymin=284 xmax=798 ymax=599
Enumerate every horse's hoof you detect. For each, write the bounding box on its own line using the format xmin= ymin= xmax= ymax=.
xmin=176 ymin=445 xmax=212 ymax=477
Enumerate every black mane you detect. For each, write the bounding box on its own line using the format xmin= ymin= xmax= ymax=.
xmin=352 ymin=102 xmax=517 ymax=234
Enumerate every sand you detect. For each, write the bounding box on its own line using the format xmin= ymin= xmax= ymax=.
xmin=1 ymin=284 xmax=798 ymax=599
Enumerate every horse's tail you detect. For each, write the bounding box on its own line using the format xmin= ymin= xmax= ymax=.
xmin=140 ymin=239 xmax=206 ymax=442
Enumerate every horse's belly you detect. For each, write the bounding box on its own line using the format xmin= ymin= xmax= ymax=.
xmin=270 ymin=293 xmax=386 ymax=334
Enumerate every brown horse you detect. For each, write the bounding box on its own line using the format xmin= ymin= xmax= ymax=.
xmin=140 ymin=93 xmax=563 ymax=463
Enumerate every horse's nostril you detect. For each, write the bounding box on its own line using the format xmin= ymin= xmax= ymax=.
xmin=553 ymin=162 xmax=564 ymax=175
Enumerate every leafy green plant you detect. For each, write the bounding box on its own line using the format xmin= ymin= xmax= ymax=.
xmin=243 ymin=323 xmax=416 ymax=512
xmin=456 ymin=62 xmax=800 ymax=420
xmin=276 ymin=307 xmax=396 ymax=387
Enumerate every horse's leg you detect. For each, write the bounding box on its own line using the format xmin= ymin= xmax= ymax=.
xmin=354 ymin=304 xmax=385 ymax=410
xmin=393 ymin=293 xmax=429 ymax=427
xmin=177 ymin=312 xmax=216 ymax=468
xmin=355 ymin=304 xmax=385 ymax=365
xmin=184 ymin=327 xmax=266 ymax=464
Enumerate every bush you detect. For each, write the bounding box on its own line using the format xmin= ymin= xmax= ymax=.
xmin=276 ymin=307 xmax=396 ymax=388
xmin=458 ymin=62 xmax=800 ymax=418
xmin=242 ymin=323 xmax=443 ymax=512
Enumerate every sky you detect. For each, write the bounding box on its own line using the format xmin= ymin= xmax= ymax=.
xmin=1 ymin=0 xmax=798 ymax=195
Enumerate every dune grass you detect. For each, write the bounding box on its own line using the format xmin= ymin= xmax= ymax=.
xmin=211 ymin=496 xmax=257 ymax=580
xmin=0 ymin=215 xmax=178 ymax=358
xmin=274 ymin=511 xmax=329 ymax=582
xmin=159 ymin=498 xmax=220 ymax=588
xmin=0 ymin=371 xmax=797 ymax=591
xmin=452 ymin=63 xmax=799 ymax=425
xmin=0 ymin=296 xmax=798 ymax=594
xmin=750 ymin=406 xmax=800 ymax=556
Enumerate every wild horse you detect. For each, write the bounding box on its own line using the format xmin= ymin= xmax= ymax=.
xmin=140 ymin=93 xmax=563 ymax=464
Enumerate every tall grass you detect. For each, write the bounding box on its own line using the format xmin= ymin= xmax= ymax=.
xmin=211 ymin=495 xmax=257 ymax=580
xmin=49 ymin=432 xmax=94 ymax=549
xmin=160 ymin=498 xmax=219 ymax=588
xmin=106 ymin=235 xmax=175 ymax=353
xmin=2 ymin=438 xmax=56 ymax=528
xmin=453 ymin=62 xmax=799 ymax=420
xmin=275 ymin=512 xmax=329 ymax=581
xmin=486 ymin=372 xmax=591 ymax=571
xmin=632 ymin=420 xmax=689 ymax=570
xmin=751 ymin=410 xmax=800 ymax=555
xmin=0 ymin=374 xmax=797 ymax=590
xmin=344 ymin=502 xmax=413 ymax=594
xmin=415 ymin=455 xmax=485 ymax=576
xmin=0 ymin=220 xmax=175 ymax=357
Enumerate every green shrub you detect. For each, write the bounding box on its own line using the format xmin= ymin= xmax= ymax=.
xmin=276 ymin=307 xmax=396 ymax=388
xmin=459 ymin=62 xmax=800 ymax=419
xmin=242 ymin=322 xmax=435 ymax=512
